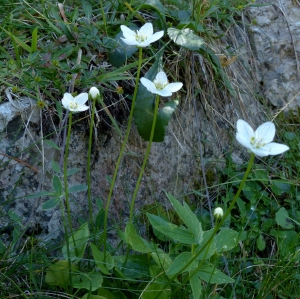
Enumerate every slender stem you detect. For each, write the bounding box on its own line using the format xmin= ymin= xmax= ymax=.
xmin=87 ymin=94 xmax=97 ymax=234
xmin=63 ymin=112 xmax=75 ymax=291
xmin=59 ymin=200 xmax=72 ymax=293
xmin=155 ymin=153 xmax=256 ymax=299
xmin=103 ymin=47 xmax=143 ymax=259
xmin=129 ymin=94 xmax=160 ymax=222
xmin=64 ymin=112 xmax=73 ymax=231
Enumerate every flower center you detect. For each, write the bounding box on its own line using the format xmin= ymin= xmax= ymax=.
xmin=250 ymin=136 xmax=266 ymax=148
xmin=69 ymin=101 xmax=79 ymax=110
xmin=135 ymin=33 xmax=147 ymax=43
xmin=154 ymin=79 xmax=168 ymax=90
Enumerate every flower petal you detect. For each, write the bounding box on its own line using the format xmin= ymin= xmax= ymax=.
xmin=263 ymin=143 xmax=289 ymax=156
xmin=140 ymin=77 xmax=155 ymax=90
xmin=250 ymin=147 xmax=271 ymax=157
xmin=75 ymin=93 xmax=88 ymax=105
xmin=139 ymin=23 xmax=153 ymax=37
xmin=236 ymin=119 xmax=254 ymax=140
xmin=236 ymin=133 xmax=252 ymax=150
xmin=146 ymin=30 xmax=164 ymax=44
xmin=121 ymin=25 xmax=136 ymax=40
xmin=155 ymin=72 xmax=168 ymax=85
xmin=156 ymin=89 xmax=172 ymax=97
xmin=62 ymin=93 xmax=73 ymax=110
xmin=163 ymin=82 xmax=183 ymax=93
xmin=75 ymin=105 xmax=89 ymax=112
xmin=255 ymin=122 xmax=275 ymax=144
xmin=121 ymin=37 xmax=138 ymax=46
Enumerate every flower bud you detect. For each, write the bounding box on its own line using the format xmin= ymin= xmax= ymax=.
xmin=89 ymin=87 xmax=100 ymax=100
xmin=214 ymin=207 xmax=223 ymax=219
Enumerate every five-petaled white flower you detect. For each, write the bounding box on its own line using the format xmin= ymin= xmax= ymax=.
xmin=62 ymin=93 xmax=89 ymax=112
xmin=236 ymin=119 xmax=289 ymax=157
xmin=120 ymin=23 xmax=164 ymax=47
xmin=140 ymin=71 xmax=183 ymax=97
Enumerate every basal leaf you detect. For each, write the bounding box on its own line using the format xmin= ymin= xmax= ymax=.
xmin=125 ymin=223 xmax=153 ymax=253
xmin=166 ymin=252 xmax=198 ymax=277
xmin=147 ymin=213 xmax=195 ymax=244
xmin=215 ymin=228 xmax=239 ymax=253
xmin=62 ymin=223 xmax=90 ymax=261
xmin=73 ymin=272 xmax=103 ymax=291
xmin=275 ymin=207 xmax=293 ymax=229
xmin=108 ymin=33 xmax=138 ymax=67
xmin=189 ymin=271 xmax=202 ymax=299
xmin=45 ymin=260 xmax=78 ymax=287
xmin=197 ymin=262 xmax=234 ymax=284
xmin=90 ymin=243 xmax=114 ymax=275
xmin=166 ymin=192 xmax=203 ymax=244
xmin=167 ymin=27 xmax=205 ymax=51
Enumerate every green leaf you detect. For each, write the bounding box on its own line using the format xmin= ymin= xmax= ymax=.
xmin=166 ymin=252 xmax=198 ymax=277
xmin=167 ymin=27 xmax=205 ymax=50
xmin=166 ymin=192 xmax=203 ymax=244
xmin=114 ymin=255 xmax=149 ymax=280
xmin=51 ymin=160 xmax=61 ymax=173
xmin=108 ymin=33 xmax=137 ymax=67
xmin=68 ymin=184 xmax=88 ymax=193
xmin=215 ymin=228 xmax=239 ymax=253
xmin=62 ymin=223 xmax=90 ymax=261
xmin=141 ymin=0 xmax=166 ymax=30
xmin=67 ymin=168 xmax=80 ymax=176
xmin=125 ymin=223 xmax=153 ymax=253
xmin=42 ymin=197 xmax=60 ymax=210
xmin=25 ymin=191 xmax=57 ymax=199
xmin=73 ymin=272 xmax=103 ymax=291
xmin=52 ymin=175 xmax=63 ymax=195
xmin=97 ymin=289 xmax=118 ymax=299
xmin=140 ymin=281 xmax=171 ymax=299
xmin=275 ymin=207 xmax=293 ymax=229
xmin=81 ymin=0 xmax=92 ymax=21
xmin=196 ymin=229 xmax=217 ymax=260
xmin=44 ymin=139 xmax=60 ymax=150
xmin=90 ymin=243 xmax=114 ymax=275
xmin=271 ymin=181 xmax=291 ymax=196
xmin=197 ymin=262 xmax=234 ymax=284
xmin=133 ymin=52 xmax=180 ymax=142
xmin=147 ymin=213 xmax=195 ymax=244
xmin=82 ymin=295 xmax=106 ymax=299
xmin=189 ymin=272 xmax=202 ymax=299
xmin=257 ymin=234 xmax=266 ymax=251
xmin=31 ymin=27 xmax=38 ymax=52
xmin=151 ymin=248 xmax=173 ymax=272
xmin=45 ymin=260 xmax=78 ymax=287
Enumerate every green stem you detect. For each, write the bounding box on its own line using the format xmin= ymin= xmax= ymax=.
xmin=129 ymin=94 xmax=160 ymax=223
xmin=103 ymin=47 xmax=143 ymax=259
xmin=63 ymin=112 xmax=77 ymax=292
xmin=155 ymin=153 xmax=256 ymax=299
xmin=87 ymin=94 xmax=97 ymax=234
xmin=64 ymin=112 xmax=73 ymax=231
xmin=59 ymin=200 xmax=72 ymax=293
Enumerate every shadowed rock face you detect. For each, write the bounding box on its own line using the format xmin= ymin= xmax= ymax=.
xmin=0 ymin=0 xmax=299 ymax=243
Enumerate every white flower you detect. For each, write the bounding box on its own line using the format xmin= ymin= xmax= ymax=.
xmin=236 ymin=119 xmax=289 ymax=157
xmin=214 ymin=207 xmax=224 ymax=219
xmin=62 ymin=93 xmax=89 ymax=112
xmin=140 ymin=71 xmax=183 ymax=97
xmin=89 ymin=87 xmax=100 ymax=100
xmin=120 ymin=23 xmax=164 ymax=47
